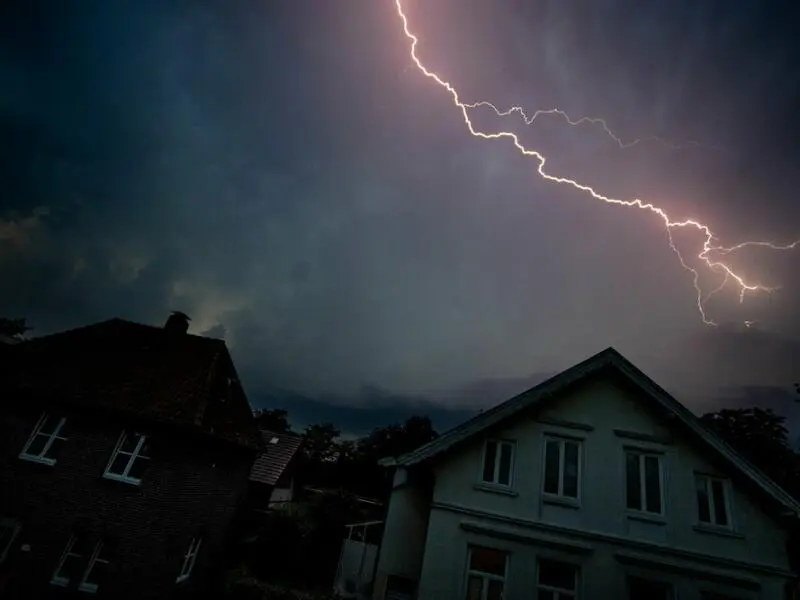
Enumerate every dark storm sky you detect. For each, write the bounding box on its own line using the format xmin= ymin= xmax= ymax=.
xmin=1 ymin=0 xmax=798 ymax=431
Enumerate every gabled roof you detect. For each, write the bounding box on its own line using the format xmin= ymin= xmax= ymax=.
xmin=249 ymin=430 xmax=303 ymax=485
xmin=5 ymin=318 xmax=262 ymax=451
xmin=381 ymin=347 xmax=800 ymax=516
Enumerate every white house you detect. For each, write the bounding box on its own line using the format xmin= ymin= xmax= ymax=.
xmin=373 ymin=347 xmax=800 ymax=600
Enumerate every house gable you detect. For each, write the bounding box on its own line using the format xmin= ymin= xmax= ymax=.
xmin=383 ymin=348 xmax=800 ymax=519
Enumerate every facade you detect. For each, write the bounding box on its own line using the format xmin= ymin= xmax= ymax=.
xmin=248 ymin=430 xmax=304 ymax=508
xmin=0 ymin=314 xmax=263 ymax=599
xmin=374 ymin=348 xmax=800 ymax=600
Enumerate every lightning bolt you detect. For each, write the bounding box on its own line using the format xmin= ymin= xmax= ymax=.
xmin=393 ymin=0 xmax=799 ymax=326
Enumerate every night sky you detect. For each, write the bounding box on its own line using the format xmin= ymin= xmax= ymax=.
xmin=2 ymin=0 xmax=799 ymax=435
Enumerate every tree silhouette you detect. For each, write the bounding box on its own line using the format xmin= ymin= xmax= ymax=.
xmin=253 ymin=408 xmax=292 ymax=433
xmin=700 ymin=407 xmax=800 ymax=499
xmin=0 ymin=317 xmax=31 ymax=339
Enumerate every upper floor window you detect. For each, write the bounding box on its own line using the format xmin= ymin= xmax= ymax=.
xmin=0 ymin=518 xmax=21 ymax=565
xmin=19 ymin=413 xmax=68 ymax=466
xmin=103 ymin=431 xmax=150 ymax=485
xmin=176 ymin=537 xmax=202 ymax=583
xmin=78 ymin=540 xmax=112 ymax=593
xmin=695 ymin=474 xmax=730 ymax=528
xmin=52 ymin=534 xmax=112 ymax=593
xmin=543 ymin=437 xmax=581 ymax=500
xmin=465 ymin=546 xmax=506 ymax=600
xmin=537 ymin=557 xmax=579 ymax=599
xmin=625 ymin=450 xmax=663 ymax=515
xmin=481 ymin=440 xmax=514 ymax=487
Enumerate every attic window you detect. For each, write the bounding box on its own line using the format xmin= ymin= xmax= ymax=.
xmin=270 ymin=437 xmax=280 ymax=445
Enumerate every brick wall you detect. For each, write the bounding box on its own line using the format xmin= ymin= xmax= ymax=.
xmin=0 ymin=402 xmax=255 ymax=599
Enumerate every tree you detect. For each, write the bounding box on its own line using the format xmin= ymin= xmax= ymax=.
xmin=0 ymin=317 xmax=31 ymax=340
xmin=302 ymin=422 xmax=341 ymax=463
xmin=252 ymin=408 xmax=291 ymax=433
xmin=700 ymin=407 xmax=800 ymax=499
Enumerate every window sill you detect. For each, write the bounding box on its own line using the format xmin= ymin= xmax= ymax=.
xmin=473 ymin=483 xmax=518 ymax=497
xmin=542 ymin=494 xmax=580 ymax=509
xmin=19 ymin=453 xmax=56 ymax=467
xmin=78 ymin=583 xmax=98 ymax=593
xmin=176 ymin=574 xmax=190 ymax=584
xmin=693 ymin=524 xmax=744 ymax=539
xmin=626 ymin=511 xmax=666 ymax=525
xmin=101 ymin=473 xmax=141 ymax=486
xmin=50 ymin=578 xmax=68 ymax=588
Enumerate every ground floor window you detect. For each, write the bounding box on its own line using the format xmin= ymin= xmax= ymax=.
xmin=536 ymin=557 xmax=579 ymax=599
xmin=465 ymin=546 xmax=507 ymax=600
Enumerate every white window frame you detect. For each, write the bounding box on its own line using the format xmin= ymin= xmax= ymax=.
xmin=0 ymin=518 xmax=21 ymax=565
xmin=78 ymin=540 xmax=110 ymax=593
xmin=480 ymin=439 xmax=515 ymax=488
xmin=536 ymin=557 xmax=579 ymax=599
xmin=103 ymin=430 xmax=150 ymax=485
xmin=625 ymin=450 xmax=665 ymax=516
xmin=695 ymin=474 xmax=733 ymax=529
xmin=464 ymin=546 xmax=507 ymax=600
xmin=176 ymin=537 xmax=202 ymax=583
xmin=19 ymin=412 xmax=68 ymax=466
xmin=51 ymin=534 xmax=83 ymax=587
xmin=542 ymin=437 xmax=582 ymax=500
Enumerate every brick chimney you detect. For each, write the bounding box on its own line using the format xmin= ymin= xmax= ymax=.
xmin=164 ymin=311 xmax=190 ymax=335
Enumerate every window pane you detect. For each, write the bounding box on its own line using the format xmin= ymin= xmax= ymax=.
xmin=487 ymin=579 xmax=504 ymax=600
xmin=109 ymin=452 xmax=130 ymax=475
xmin=483 ymin=442 xmax=497 ymax=483
xmin=696 ymin=477 xmax=711 ymax=522
xmin=466 ymin=575 xmax=482 ymax=600
xmin=711 ymin=480 xmax=728 ymax=526
xmin=544 ymin=440 xmax=561 ymax=494
xmin=625 ymin=453 xmax=641 ymax=510
xmin=644 ymin=455 xmax=662 ymax=513
xmin=628 ymin=577 xmax=672 ymax=600
xmin=126 ymin=456 xmax=149 ymax=481
xmin=38 ymin=415 xmax=59 ymax=436
xmin=119 ymin=433 xmax=141 ymax=454
xmin=85 ymin=558 xmax=110 ymax=588
xmin=25 ymin=435 xmax=48 ymax=457
xmin=497 ymin=443 xmax=512 ymax=486
xmin=563 ymin=442 xmax=579 ymax=498
xmin=538 ymin=558 xmax=576 ymax=591
xmin=58 ymin=553 xmax=84 ymax=583
xmin=469 ymin=547 xmax=506 ymax=576
xmin=43 ymin=436 xmax=65 ymax=459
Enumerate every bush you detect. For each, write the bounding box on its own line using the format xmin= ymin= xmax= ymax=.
xmin=223 ymin=567 xmax=343 ymax=600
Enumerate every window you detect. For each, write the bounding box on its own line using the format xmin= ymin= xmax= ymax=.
xmin=482 ymin=440 xmax=514 ymax=487
xmin=78 ymin=540 xmax=112 ymax=593
xmin=51 ymin=534 xmax=89 ymax=587
xmin=543 ymin=438 xmax=581 ymax=500
xmin=464 ymin=546 xmax=506 ymax=600
xmin=536 ymin=558 xmax=578 ymax=600
xmin=0 ymin=518 xmax=21 ymax=565
xmin=176 ymin=537 xmax=202 ymax=583
xmin=19 ymin=413 xmax=68 ymax=465
xmin=627 ymin=576 xmax=673 ymax=600
xmin=103 ymin=431 xmax=150 ymax=484
xmin=695 ymin=474 xmax=730 ymax=528
xmin=625 ymin=451 xmax=663 ymax=515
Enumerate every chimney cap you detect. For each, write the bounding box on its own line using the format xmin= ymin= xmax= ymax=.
xmin=164 ymin=311 xmax=191 ymax=334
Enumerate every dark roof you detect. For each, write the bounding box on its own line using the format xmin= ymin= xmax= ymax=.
xmin=249 ymin=430 xmax=303 ymax=485
xmin=381 ymin=347 xmax=800 ymax=517
xmin=5 ymin=318 xmax=262 ymax=452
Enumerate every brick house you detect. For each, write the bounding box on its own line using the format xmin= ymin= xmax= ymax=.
xmin=0 ymin=313 xmax=263 ymax=599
